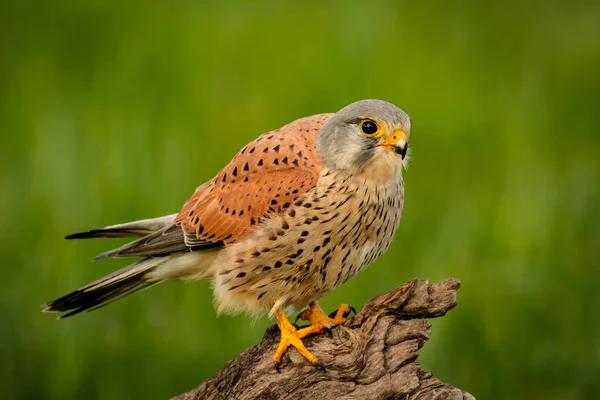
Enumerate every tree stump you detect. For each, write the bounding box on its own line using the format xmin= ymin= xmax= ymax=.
xmin=172 ymin=278 xmax=474 ymax=400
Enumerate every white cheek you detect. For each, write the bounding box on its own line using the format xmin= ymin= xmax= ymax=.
xmin=330 ymin=136 xmax=364 ymax=171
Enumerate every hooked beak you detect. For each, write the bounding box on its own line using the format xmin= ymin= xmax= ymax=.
xmin=379 ymin=130 xmax=408 ymax=159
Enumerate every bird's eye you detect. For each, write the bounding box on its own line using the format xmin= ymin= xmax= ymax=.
xmin=360 ymin=120 xmax=378 ymax=136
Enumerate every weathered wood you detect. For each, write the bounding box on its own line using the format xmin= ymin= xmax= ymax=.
xmin=173 ymin=279 xmax=474 ymax=400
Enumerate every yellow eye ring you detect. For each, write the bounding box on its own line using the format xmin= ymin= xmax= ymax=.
xmin=360 ymin=120 xmax=379 ymax=136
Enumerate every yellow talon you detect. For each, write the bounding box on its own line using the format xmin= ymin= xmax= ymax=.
xmin=273 ymin=302 xmax=356 ymax=371
xmin=273 ymin=309 xmax=321 ymax=367
xmin=296 ymin=301 xmax=356 ymax=328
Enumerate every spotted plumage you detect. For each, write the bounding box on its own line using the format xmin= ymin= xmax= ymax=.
xmin=44 ymin=99 xmax=411 ymax=368
xmin=176 ymin=114 xmax=327 ymax=248
xmin=215 ymin=167 xmax=404 ymax=316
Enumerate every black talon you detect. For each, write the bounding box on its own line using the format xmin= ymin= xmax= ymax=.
xmin=345 ymin=305 xmax=357 ymax=318
xmin=329 ymin=305 xmax=357 ymax=320
xmin=274 ymin=362 xmax=281 ymax=373
xmin=315 ymin=360 xmax=327 ymax=372
xmin=323 ymin=327 xmax=333 ymax=338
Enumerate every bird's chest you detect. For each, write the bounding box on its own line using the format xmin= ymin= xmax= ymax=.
xmin=315 ymin=178 xmax=404 ymax=290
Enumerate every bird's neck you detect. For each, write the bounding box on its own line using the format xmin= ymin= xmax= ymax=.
xmin=318 ymin=166 xmax=404 ymax=201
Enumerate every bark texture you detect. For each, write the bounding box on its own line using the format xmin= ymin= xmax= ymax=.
xmin=173 ymin=278 xmax=474 ymax=400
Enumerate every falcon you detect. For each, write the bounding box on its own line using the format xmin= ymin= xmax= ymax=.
xmin=44 ymin=99 xmax=411 ymax=369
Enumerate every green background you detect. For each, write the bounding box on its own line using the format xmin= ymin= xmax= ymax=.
xmin=1 ymin=1 xmax=599 ymax=399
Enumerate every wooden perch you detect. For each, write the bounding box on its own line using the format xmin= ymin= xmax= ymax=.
xmin=172 ymin=279 xmax=474 ymax=400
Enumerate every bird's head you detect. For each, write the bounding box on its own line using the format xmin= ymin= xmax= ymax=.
xmin=317 ymin=99 xmax=411 ymax=179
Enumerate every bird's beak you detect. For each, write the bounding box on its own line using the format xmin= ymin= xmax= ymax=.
xmin=379 ymin=130 xmax=408 ymax=159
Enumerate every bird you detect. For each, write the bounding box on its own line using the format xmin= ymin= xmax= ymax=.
xmin=43 ymin=99 xmax=411 ymax=370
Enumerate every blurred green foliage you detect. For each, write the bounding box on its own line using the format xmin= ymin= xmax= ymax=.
xmin=1 ymin=0 xmax=599 ymax=399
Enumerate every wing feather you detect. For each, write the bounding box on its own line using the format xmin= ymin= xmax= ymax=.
xmin=175 ymin=114 xmax=331 ymax=247
xmin=84 ymin=113 xmax=332 ymax=259
xmin=94 ymin=224 xmax=221 ymax=259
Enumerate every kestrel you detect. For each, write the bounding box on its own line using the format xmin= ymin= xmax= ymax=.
xmin=44 ymin=99 xmax=411 ymax=369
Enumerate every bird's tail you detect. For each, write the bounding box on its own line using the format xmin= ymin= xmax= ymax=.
xmin=45 ymin=214 xmax=218 ymax=318
xmin=43 ymin=257 xmax=168 ymax=319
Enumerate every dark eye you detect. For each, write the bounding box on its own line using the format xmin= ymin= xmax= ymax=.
xmin=360 ymin=120 xmax=378 ymax=136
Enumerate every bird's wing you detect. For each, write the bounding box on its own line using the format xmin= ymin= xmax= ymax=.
xmin=175 ymin=113 xmax=332 ymax=247
xmin=66 ymin=214 xmax=178 ymax=239
xmin=93 ymin=223 xmax=211 ymax=259
xmin=94 ymin=113 xmax=331 ymax=259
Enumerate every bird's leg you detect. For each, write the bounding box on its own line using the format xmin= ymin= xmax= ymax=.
xmin=273 ymin=308 xmax=325 ymax=371
xmin=296 ymin=301 xmax=356 ymax=332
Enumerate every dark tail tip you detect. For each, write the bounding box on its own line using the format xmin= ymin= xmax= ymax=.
xmin=43 ymin=279 xmax=156 ymax=319
xmin=65 ymin=228 xmax=143 ymax=240
xmin=65 ymin=231 xmax=97 ymax=240
xmin=42 ymin=260 xmax=160 ymax=318
xmin=41 ymin=304 xmax=58 ymax=313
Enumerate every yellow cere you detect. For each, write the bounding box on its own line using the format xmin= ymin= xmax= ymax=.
xmin=381 ymin=130 xmax=406 ymax=146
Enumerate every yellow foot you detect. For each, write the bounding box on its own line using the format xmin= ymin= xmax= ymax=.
xmin=295 ymin=301 xmax=357 ymax=334
xmin=273 ymin=309 xmax=326 ymax=372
